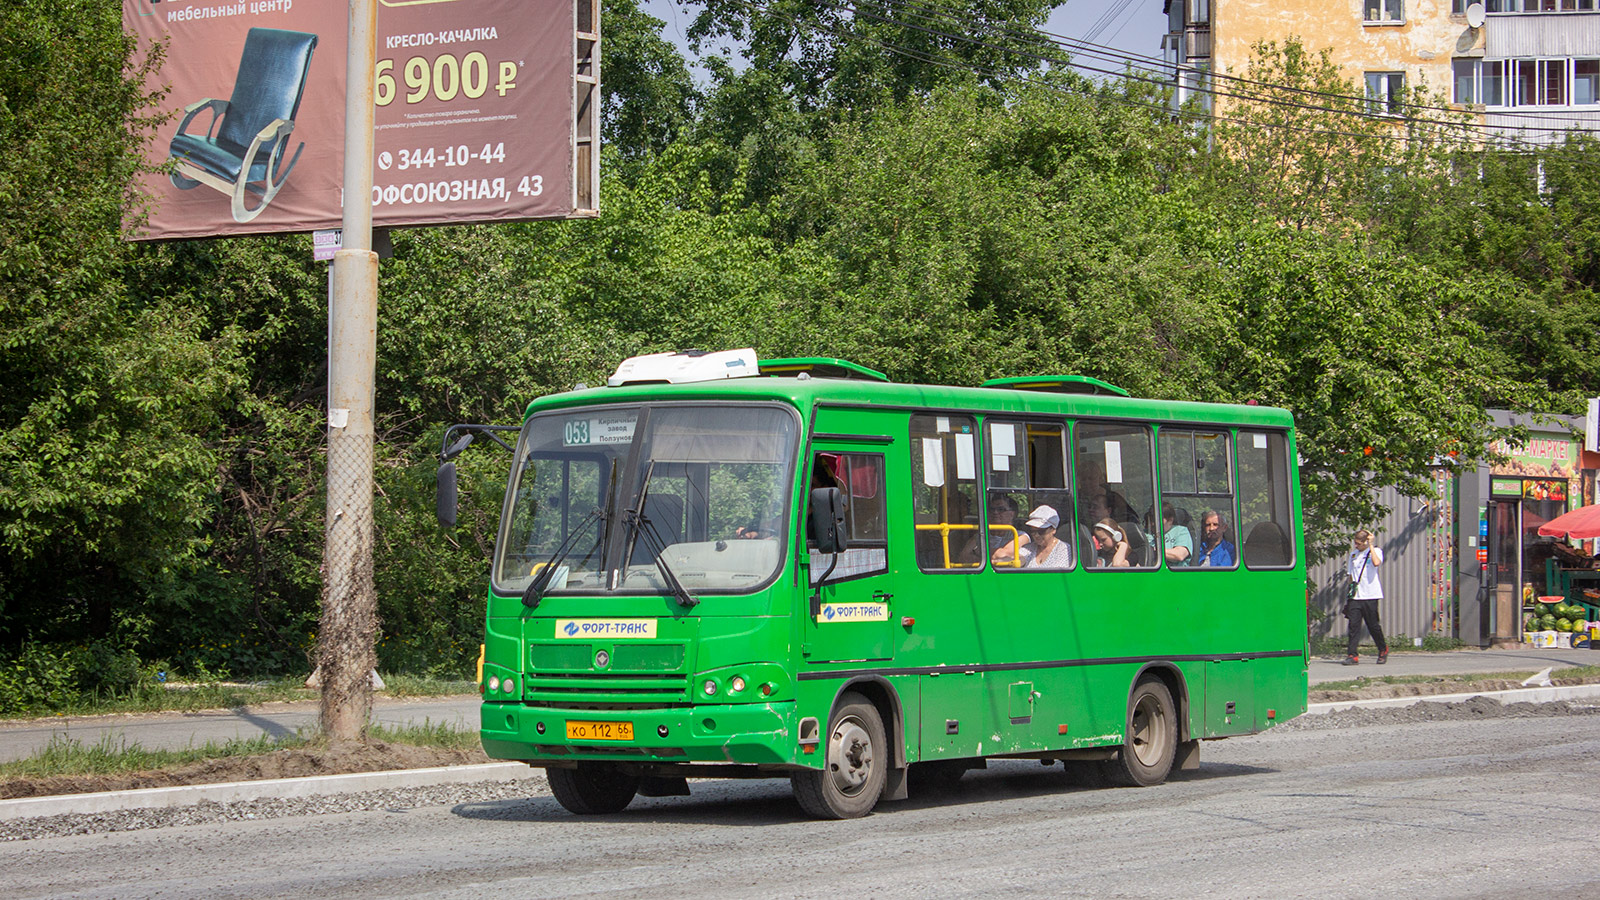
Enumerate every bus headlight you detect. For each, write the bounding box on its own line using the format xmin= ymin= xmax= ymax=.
xmin=487 ymin=675 xmax=500 ymax=692
xmin=730 ymin=676 xmax=747 ymax=694
xmin=703 ymin=679 xmax=718 ymax=695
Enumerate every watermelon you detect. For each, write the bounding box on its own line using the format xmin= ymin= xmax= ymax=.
xmin=1542 ymin=614 xmax=1558 ymax=629
xmin=1536 ymin=603 xmax=1552 ymax=617
xmin=1556 ymin=618 xmax=1572 ymax=632
xmin=1554 ymin=604 xmax=1572 ymax=619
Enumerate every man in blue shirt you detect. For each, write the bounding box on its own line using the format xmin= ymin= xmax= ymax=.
xmin=1194 ymin=510 xmax=1235 ymax=567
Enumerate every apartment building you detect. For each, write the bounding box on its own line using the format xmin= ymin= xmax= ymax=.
xmin=1162 ymin=1 xmax=1600 ymax=143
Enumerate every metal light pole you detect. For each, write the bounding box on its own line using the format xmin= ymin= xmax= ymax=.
xmin=320 ymin=0 xmax=380 ymax=744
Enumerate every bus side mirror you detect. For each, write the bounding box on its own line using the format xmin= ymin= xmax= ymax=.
xmin=436 ymin=461 xmax=458 ymax=528
xmin=808 ymin=487 xmax=848 ymax=554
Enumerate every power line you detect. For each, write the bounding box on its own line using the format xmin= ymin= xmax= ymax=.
xmin=836 ymin=0 xmax=1600 ymax=139
xmin=722 ymin=0 xmax=1482 ymax=148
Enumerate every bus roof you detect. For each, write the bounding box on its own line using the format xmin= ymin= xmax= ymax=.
xmin=528 ymin=369 xmax=1295 ymax=430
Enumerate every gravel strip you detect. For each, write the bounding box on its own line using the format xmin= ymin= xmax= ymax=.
xmin=0 ymin=776 xmax=549 ymax=843
xmin=1281 ymin=695 xmax=1600 ymax=731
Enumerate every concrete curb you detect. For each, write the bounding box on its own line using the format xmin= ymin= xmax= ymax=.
xmin=1307 ymin=682 xmax=1600 ymax=714
xmin=0 ymin=761 xmax=543 ymax=822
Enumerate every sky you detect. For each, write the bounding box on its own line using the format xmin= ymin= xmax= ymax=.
xmin=641 ymin=1 xmax=1171 ymax=79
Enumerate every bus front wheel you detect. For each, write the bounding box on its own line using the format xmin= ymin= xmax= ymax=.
xmin=548 ymin=762 xmax=640 ymax=814
xmin=1101 ymin=678 xmax=1177 ymax=787
xmin=791 ymin=692 xmax=887 ymax=819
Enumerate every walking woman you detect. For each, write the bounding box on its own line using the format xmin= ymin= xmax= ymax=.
xmin=1344 ymin=529 xmax=1388 ymax=665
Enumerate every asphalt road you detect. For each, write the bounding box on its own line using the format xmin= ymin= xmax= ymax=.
xmin=3 ymin=705 xmax=1598 ymax=899
xmin=1 ymin=647 xmax=1595 ymax=763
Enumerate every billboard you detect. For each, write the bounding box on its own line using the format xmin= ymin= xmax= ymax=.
xmin=123 ymin=0 xmax=599 ymax=240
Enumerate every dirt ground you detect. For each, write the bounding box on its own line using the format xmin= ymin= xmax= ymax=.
xmin=7 ymin=671 xmax=1599 ymax=801
xmin=0 ymin=740 xmax=492 ymax=800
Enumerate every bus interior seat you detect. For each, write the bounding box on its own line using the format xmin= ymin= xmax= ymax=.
xmin=1244 ymin=521 xmax=1291 ymax=567
xmin=1120 ymin=520 xmax=1156 ymax=567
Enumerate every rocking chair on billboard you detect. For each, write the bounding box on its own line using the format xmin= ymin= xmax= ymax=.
xmin=167 ymin=28 xmax=318 ymax=223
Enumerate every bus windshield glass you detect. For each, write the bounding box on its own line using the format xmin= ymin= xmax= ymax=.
xmin=492 ymin=404 xmax=798 ymax=596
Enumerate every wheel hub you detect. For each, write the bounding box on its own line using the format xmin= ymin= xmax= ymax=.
xmin=827 ymin=718 xmax=874 ymax=796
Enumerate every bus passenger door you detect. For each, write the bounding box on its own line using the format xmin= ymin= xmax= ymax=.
xmin=803 ymin=449 xmax=895 ymax=663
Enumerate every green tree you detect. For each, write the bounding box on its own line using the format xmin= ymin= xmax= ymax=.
xmin=0 ymin=0 xmax=243 ymax=646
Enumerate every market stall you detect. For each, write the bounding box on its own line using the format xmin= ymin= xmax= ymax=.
xmin=1530 ymin=506 xmax=1600 ymax=648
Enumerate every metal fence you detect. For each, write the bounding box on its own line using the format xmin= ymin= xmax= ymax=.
xmin=1308 ymin=474 xmax=1456 ymax=645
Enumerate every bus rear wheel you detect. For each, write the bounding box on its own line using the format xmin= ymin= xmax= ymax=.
xmin=548 ymin=762 xmax=640 ymax=814
xmin=791 ymin=692 xmax=886 ymax=819
xmin=1101 ymin=678 xmax=1177 ymax=787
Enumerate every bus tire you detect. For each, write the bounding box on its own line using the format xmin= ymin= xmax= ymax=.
xmin=548 ymin=762 xmax=640 ymax=815
xmin=1101 ymin=677 xmax=1177 ymax=787
xmin=791 ymin=692 xmax=887 ymax=819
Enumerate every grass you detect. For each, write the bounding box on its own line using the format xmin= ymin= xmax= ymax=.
xmin=0 ymin=674 xmax=478 ymax=721
xmin=0 ymin=732 xmax=313 ymax=780
xmin=0 ymin=719 xmax=481 ymax=781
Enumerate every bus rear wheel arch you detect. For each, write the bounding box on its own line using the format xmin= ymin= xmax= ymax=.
xmin=1101 ymin=676 xmax=1179 ymax=787
xmin=791 ymin=691 xmax=887 ymax=818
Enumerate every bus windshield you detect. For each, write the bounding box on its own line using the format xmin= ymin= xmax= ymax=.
xmin=492 ymin=403 xmax=798 ymax=596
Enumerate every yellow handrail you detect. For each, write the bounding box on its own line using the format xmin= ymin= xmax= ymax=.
xmin=914 ymin=522 xmax=1025 ymax=569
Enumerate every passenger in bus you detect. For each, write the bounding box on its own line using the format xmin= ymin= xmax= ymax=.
xmin=1194 ymin=511 xmax=1236 ymax=567
xmin=1022 ymin=506 xmax=1071 ymax=569
xmin=975 ymin=495 xmax=1032 ymax=566
xmin=1162 ymin=502 xmax=1193 ymax=566
xmin=1091 ymin=518 xmax=1132 ymax=567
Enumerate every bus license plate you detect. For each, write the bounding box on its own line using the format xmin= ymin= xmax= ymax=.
xmin=566 ymin=720 xmax=634 ymax=741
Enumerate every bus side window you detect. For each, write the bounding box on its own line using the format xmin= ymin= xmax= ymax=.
xmin=1159 ymin=428 xmax=1236 ymax=570
xmin=1075 ymin=422 xmax=1157 ymax=569
xmin=986 ymin=419 xmax=1070 ymax=571
xmin=909 ymin=414 xmax=980 ymax=571
xmin=1238 ymin=431 xmax=1296 ymax=568
xmin=807 ymin=452 xmax=888 ymax=583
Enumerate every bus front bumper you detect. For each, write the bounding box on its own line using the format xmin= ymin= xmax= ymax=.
xmin=479 ymin=700 xmax=799 ymax=766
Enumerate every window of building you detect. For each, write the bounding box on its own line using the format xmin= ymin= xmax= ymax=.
xmin=1365 ymin=0 xmax=1404 ymax=22
xmin=1483 ymin=60 xmax=1507 ymax=105
xmin=1544 ymin=59 xmax=1569 ymax=104
xmin=1453 ymin=59 xmax=1478 ymax=104
xmin=1075 ymin=422 xmax=1157 ymax=569
xmin=1237 ymin=432 xmax=1296 ymax=569
xmin=1577 ymin=60 xmax=1600 ymax=105
xmin=1159 ymin=429 xmax=1234 ymax=570
xmin=1365 ymin=71 xmax=1406 ymax=114
xmin=910 ymin=414 xmax=981 ymax=571
xmin=986 ymin=420 xmax=1071 ymax=571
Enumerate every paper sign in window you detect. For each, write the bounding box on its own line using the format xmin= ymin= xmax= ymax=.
xmin=955 ymin=433 xmax=975 ymax=480
xmin=922 ymin=438 xmax=946 ymax=487
xmin=1105 ymin=441 xmax=1124 ymax=484
xmin=991 ymin=423 xmax=1017 ymax=458
xmin=1253 ymin=433 xmax=1268 ymax=449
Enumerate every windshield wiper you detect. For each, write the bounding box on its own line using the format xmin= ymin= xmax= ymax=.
xmin=623 ymin=462 xmax=698 ymax=609
xmin=522 ymin=459 xmax=616 ymax=610
xmin=522 ymin=508 xmax=603 ymax=610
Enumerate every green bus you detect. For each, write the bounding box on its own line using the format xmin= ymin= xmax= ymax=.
xmin=437 ymin=349 xmax=1308 ymax=819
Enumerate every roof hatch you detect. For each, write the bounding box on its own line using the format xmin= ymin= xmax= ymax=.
xmin=758 ymin=357 xmax=890 ymax=382
xmin=981 ymin=375 xmax=1130 ymax=397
